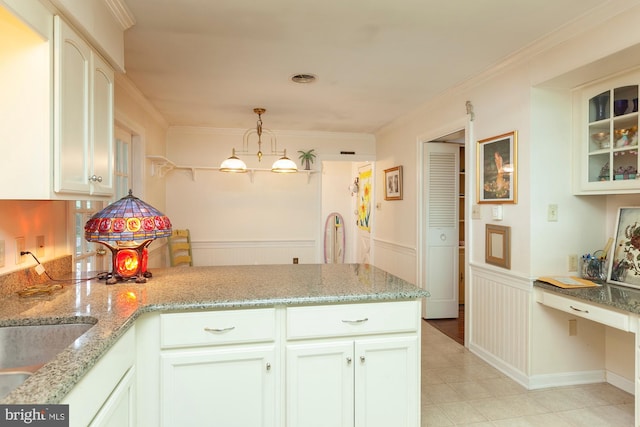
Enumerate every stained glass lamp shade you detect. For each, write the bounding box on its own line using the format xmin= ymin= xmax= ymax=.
xmin=85 ymin=190 xmax=172 ymax=284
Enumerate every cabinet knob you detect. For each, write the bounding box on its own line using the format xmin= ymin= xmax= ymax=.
xmin=89 ymin=175 xmax=103 ymax=183
xmin=346 ymin=357 xmax=352 ymax=364
xmin=360 ymin=356 xmax=365 ymax=363
xmin=266 ymin=362 xmax=271 ymax=371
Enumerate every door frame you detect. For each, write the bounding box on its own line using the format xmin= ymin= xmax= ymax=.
xmin=416 ymin=117 xmax=472 ymax=343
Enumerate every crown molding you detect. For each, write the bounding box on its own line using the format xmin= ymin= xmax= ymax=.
xmin=115 ymin=73 xmax=168 ymax=128
xmin=103 ymin=0 xmax=135 ymax=30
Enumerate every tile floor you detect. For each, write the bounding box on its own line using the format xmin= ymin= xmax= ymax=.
xmin=420 ymin=320 xmax=635 ymax=426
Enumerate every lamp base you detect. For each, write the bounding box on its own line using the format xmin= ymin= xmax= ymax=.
xmin=98 ymin=240 xmax=153 ymax=285
xmin=101 ymin=270 xmax=152 ymax=285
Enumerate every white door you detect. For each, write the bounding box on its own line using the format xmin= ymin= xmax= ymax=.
xmin=286 ymin=341 xmax=354 ymax=427
xmin=354 ymin=336 xmax=419 ymax=427
xmin=161 ymin=346 xmax=277 ymax=427
xmin=423 ymin=143 xmax=459 ymax=318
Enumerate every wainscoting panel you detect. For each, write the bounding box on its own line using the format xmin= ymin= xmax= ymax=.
xmin=468 ymin=264 xmax=532 ymax=387
xmin=372 ymin=238 xmax=417 ymax=284
xmin=191 ymin=240 xmax=317 ymax=266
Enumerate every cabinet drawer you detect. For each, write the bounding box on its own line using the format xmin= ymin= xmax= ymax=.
xmin=161 ymin=308 xmax=276 ymax=348
xmin=538 ymin=290 xmax=630 ymax=331
xmin=286 ymin=300 xmax=420 ymax=340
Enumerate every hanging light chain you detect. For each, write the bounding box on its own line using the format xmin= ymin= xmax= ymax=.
xmin=255 ymin=108 xmax=264 ymax=161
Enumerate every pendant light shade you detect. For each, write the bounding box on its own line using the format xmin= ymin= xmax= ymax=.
xmin=219 ymin=148 xmax=248 ymax=172
xmin=271 ymin=149 xmax=298 ymax=173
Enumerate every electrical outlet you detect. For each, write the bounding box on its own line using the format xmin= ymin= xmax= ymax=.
xmin=15 ymin=237 xmax=25 ymax=264
xmin=547 ymin=204 xmax=558 ymax=222
xmin=36 ymin=235 xmax=45 ymax=258
xmin=0 ymin=240 xmax=5 ymax=268
xmin=568 ymin=254 xmax=578 ymax=272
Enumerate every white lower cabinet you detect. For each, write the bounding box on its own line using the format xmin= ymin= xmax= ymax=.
xmin=286 ymin=341 xmax=354 ymax=427
xmin=62 ymin=326 xmax=136 ymax=427
xmin=286 ymin=301 xmax=421 ymax=427
xmin=160 ymin=346 xmax=277 ymax=427
xmin=286 ymin=336 xmax=418 ymax=427
xmin=158 ymin=308 xmax=278 ymax=427
xmin=134 ymin=300 xmax=421 ymax=427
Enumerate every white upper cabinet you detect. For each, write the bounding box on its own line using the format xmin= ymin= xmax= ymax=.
xmin=54 ymin=15 xmax=114 ymax=197
xmin=0 ymin=0 xmax=121 ymax=200
xmin=573 ymin=70 xmax=640 ymax=194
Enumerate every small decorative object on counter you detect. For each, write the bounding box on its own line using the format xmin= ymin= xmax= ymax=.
xmin=581 ymin=250 xmax=606 ymax=281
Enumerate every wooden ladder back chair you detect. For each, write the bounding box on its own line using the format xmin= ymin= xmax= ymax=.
xmin=168 ymin=229 xmax=193 ymax=267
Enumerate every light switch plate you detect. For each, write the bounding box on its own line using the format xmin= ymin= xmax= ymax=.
xmin=491 ymin=205 xmax=503 ymax=220
xmin=471 ymin=204 xmax=481 ymax=220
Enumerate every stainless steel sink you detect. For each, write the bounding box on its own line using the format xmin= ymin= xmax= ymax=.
xmin=0 ymin=322 xmax=94 ymax=399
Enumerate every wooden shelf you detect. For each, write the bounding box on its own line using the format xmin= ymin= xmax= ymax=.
xmin=146 ymin=155 xmax=317 ymax=183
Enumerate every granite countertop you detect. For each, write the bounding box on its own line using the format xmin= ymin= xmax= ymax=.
xmin=534 ymin=279 xmax=640 ymax=314
xmin=0 ymin=263 xmax=429 ymax=404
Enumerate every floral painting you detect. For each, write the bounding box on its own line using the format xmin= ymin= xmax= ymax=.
xmin=477 ymin=131 xmax=517 ymax=204
xmin=357 ymin=165 xmax=372 ymax=232
xmin=609 ymin=207 xmax=640 ymax=288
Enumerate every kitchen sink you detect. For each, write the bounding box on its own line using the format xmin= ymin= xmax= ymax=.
xmin=0 ymin=322 xmax=95 ymax=399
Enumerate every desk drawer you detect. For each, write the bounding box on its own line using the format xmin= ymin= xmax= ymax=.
xmin=161 ymin=308 xmax=276 ymax=348
xmin=539 ymin=290 xmax=630 ymax=331
xmin=286 ymin=300 xmax=419 ymax=340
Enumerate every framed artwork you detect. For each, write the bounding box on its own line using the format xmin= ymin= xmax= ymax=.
xmin=384 ymin=166 xmax=403 ymax=201
xmin=486 ymin=224 xmax=511 ymax=269
xmin=357 ymin=164 xmax=372 ymax=231
xmin=477 ymin=131 xmax=517 ymax=204
xmin=608 ymin=207 xmax=640 ymax=289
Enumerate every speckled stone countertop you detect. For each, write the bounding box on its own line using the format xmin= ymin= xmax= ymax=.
xmin=0 ymin=263 xmax=429 ymax=404
xmin=534 ymin=280 xmax=640 ymax=314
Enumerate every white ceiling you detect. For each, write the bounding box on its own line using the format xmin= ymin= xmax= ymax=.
xmin=122 ymin=0 xmax=606 ymax=134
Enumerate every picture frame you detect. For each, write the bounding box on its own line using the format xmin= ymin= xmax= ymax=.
xmin=384 ymin=166 xmax=403 ymax=201
xmin=477 ymin=131 xmax=517 ymax=204
xmin=608 ymin=207 xmax=640 ymax=289
xmin=486 ymin=224 xmax=511 ymax=269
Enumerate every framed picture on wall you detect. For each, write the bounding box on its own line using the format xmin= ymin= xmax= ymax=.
xmin=608 ymin=207 xmax=640 ymax=289
xmin=486 ymin=224 xmax=511 ymax=269
xmin=384 ymin=166 xmax=403 ymax=200
xmin=477 ymin=131 xmax=517 ymax=204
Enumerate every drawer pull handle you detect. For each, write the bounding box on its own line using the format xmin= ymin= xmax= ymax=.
xmin=569 ymin=305 xmax=589 ymax=313
xmin=341 ymin=318 xmax=369 ymax=324
xmin=204 ymin=326 xmax=236 ymax=333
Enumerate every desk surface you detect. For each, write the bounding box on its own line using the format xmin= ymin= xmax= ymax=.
xmin=534 ymin=280 xmax=640 ymax=315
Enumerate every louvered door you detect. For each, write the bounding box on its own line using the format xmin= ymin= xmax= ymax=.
xmin=423 ymin=143 xmax=459 ymax=318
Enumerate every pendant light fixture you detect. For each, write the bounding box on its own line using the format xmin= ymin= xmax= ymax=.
xmin=219 ymin=108 xmax=298 ymax=173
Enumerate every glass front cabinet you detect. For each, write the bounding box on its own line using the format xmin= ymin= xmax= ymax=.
xmin=574 ymin=71 xmax=640 ymax=194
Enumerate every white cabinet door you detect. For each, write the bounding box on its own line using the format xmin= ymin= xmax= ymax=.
xmin=89 ymin=52 xmax=114 ymax=196
xmin=54 ymin=16 xmax=114 ymax=197
xmin=161 ymin=345 xmax=277 ymax=427
xmin=286 ymin=341 xmax=354 ymax=427
xmin=54 ymin=15 xmax=91 ymax=194
xmin=89 ymin=366 xmax=136 ymax=427
xmin=355 ymin=336 xmax=419 ymax=427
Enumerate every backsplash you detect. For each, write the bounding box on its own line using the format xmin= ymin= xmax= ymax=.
xmin=0 ymin=256 xmax=72 ymax=298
